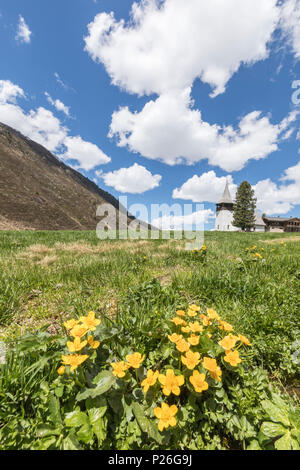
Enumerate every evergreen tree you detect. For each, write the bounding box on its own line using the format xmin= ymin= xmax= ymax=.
xmin=233 ymin=181 xmax=256 ymax=231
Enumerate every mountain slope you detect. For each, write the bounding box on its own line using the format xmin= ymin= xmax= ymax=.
xmin=0 ymin=122 xmax=134 ymax=230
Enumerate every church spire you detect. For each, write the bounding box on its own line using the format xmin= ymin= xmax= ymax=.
xmin=218 ymin=180 xmax=233 ymax=204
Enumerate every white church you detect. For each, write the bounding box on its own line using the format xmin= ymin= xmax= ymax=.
xmin=214 ymin=181 xmax=266 ymax=232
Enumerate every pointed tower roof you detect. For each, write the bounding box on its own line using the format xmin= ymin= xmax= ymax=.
xmin=218 ymin=181 xmax=233 ymax=204
xmin=254 ymin=212 xmax=266 ymax=226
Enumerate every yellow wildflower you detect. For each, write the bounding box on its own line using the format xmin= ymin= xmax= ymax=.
xmin=64 ymin=319 xmax=79 ymax=330
xmin=206 ymin=308 xmax=220 ymax=321
xmin=154 ymin=403 xmax=178 ymax=432
xmin=79 ymin=311 xmax=101 ymax=331
xmin=224 ymin=350 xmax=242 ymax=367
xmin=218 ymin=321 xmax=233 ymax=332
xmin=189 ymin=321 xmax=203 ymax=333
xmin=70 ymin=324 xmax=89 ymax=338
xmin=181 ymin=325 xmax=191 ymax=333
xmin=61 ymin=354 xmax=88 ymax=372
xmin=202 ymin=357 xmax=222 ymax=382
xmin=181 ymin=350 xmax=201 ymax=370
xmin=200 ymin=314 xmax=211 ymax=326
xmin=201 ymin=245 xmax=207 ymax=251
xmin=168 ymin=333 xmax=183 ymax=344
xmin=187 ymin=334 xmax=200 ymax=346
xmin=126 ymin=352 xmax=145 ymax=369
xmin=57 ymin=366 xmax=65 ymax=375
xmin=189 ymin=304 xmax=200 ymax=312
xmin=176 ymin=310 xmax=186 ymax=317
xmin=238 ymin=334 xmax=251 ymax=346
xmin=175 ymin=338 xmax=190 ymax=353
xmin=218 ymin=334 xmax=238 ymax=351
xmin=67 ymin=337 xmax=87 ymax=353
xmin=187 ymin=308 xmax=198 ymax=317
xmin=189 ymin=370 xmax=208 ymax=393
xmin=158 ymin=369 xmax=184 ymax=396
xmin=111 ymin=361 xmax=129 ymax=378
xmin=87 ymin=335 xmax=100 ymax=349
xmin=171 ymin=317 xmax=187 ymax=326
xmin=141 ymin=370 xmax=159 ymax=393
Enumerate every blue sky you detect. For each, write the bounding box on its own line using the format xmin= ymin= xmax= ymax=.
xmin=0 ymin=0 xmax=300 ymax=230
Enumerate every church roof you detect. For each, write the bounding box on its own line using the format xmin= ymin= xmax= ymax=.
xmin=263 ymin=216 xmax=300 ymax=222
xmin=255 ymin=212 xmax=266 ymax=226
xmin=218 ymin=181 xmax=233 ymax=204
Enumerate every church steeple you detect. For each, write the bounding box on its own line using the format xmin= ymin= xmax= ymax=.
xmin=218 ymin=180 xmax=233 ymax=204
xmin=215 ymin=180 xmax=237 ymax=232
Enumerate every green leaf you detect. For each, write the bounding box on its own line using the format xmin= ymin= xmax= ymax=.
xmin=260 ymin=422 xmax=287 ymax=438
xmin=49 ymin=395 xmax=62 ymax=426
xmin=88 ymin=406 xmax=107 ymax=425
xmin=274 ymin=432 xmax=292 ymax=450
xmin=271 ymin=393 xmax=288 ymax=410
xmin=92 ymin=370 xmax=114 ymax=387
xmin=88 ymin=412 xmax=107 ymax=446
xmin=65 ymin=410 xmax=89 ymax=428
xmin=76 ymin=423 xmax=93 ymax=444
xmin=291 ymin=437 xmax=300 ymax=450
xmin=289 ymin=409 xmax=300 ymax=430
xmin=247 ymin=440 xmax=262 ymax=450
xmin=37 ymin=436 xmax=57 ymax=450
xmin=86 ymin=398 xmax=108 ymax=445
xmin=86 ymin=397 xmax=107 ymax=418
xmin=63 ymin=434 xmax=82 ymax=450
xmin=261 ymin=400 xmax=290 ymax=427
xmin=132 ymin=402 xmax=163 ymax=444
xmin=36 ymin=424 xmax=60 ymax=438
xmin=76 ymin=371 xmax=115 ymax=401
xmin=107 ymin=390 xmax=124 ymax=415
xmin=54 ymin=386 xmax=64 ymax=398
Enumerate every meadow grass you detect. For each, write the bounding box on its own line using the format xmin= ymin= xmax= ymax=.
xmin=0 ymin=230 xmax=299 ymax=385
xmin=0 ymin=230 xmax=300 ymax=450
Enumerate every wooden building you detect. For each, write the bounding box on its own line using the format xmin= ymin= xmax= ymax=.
xmin=263 ymin=217 xmax=300 ymax=233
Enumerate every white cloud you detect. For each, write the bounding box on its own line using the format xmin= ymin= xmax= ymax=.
xmin=173 ymin=163 xmax=300 ymax=215
xmin=100 ymin=163 xmax=161 ymax=193
xmin=85 ymin=1 xmax=300 ymax=172
xmin=60 ymin=136 xmax=111 ymax=171
xmin=173 ymin=171 xmax=237 ymax=203
xmin=0 ymin=80 xmax=25 ymax=104
xmin=0 ymin=79 xmax=110 ymax=170
xmin=152 ymin=209 xmax=215 ymax=230
xmin=54 ymin=72 xmax=76 ymax=93
xmin=84 ymin=0 xmax=279 ymax=97
xmin=280 ymin=0 xmax=300 ymax=59
xmin=15 ymin=15 xmax=32 ymax=44
xmin=45 ymin=92 xmax=70 ymax=116
xmin=54 ymin=72 xmax=67 ymax=90
xmin=0 ymin=102 xmax=68 ymax=151
xmin=109 ymin=89 xmax=297 ymax=171
xmin=254 ymin=160 xmax=300 ymax=214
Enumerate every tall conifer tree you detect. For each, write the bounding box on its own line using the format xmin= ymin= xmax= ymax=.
xmin=233 ymin=181 xmax=256 ymax=231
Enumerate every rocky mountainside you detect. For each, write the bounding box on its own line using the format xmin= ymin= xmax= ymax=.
xmin=0 ymin=122 xmax=136 ymax=230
